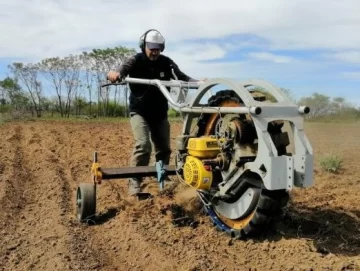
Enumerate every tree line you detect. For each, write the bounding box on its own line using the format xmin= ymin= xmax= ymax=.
xmin=0 ymin=45 xmax=359 ymax=121
xmin=0 ymin=46 xmax=135 ymax=118
xmin=263 ymin=89 xmax=360 ymax=121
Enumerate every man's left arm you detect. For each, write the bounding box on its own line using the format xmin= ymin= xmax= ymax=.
xmin=168 ymin=58 xmax=199 ymax=82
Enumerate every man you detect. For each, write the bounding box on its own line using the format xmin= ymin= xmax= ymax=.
xmin=107 ymin=29 xmax=200 ymax=196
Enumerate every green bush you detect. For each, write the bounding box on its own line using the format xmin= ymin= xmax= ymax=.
xmin=168 ymin=108 xmax=180 ymax=118
xmin=319 ymin=154 xmax=343 ymax=173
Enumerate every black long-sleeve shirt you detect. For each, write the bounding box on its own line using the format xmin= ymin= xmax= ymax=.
xmin=116 ymin=52 xmax=196 ymax=121
xmin=117 ymin=53 xmax=196 ymax=82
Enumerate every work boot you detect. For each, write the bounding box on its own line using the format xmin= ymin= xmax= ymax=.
xmin=128 ymin=178 xmax=141 ymax=196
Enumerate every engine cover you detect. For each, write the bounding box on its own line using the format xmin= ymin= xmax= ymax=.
xmin=183 ymin=156 xmax=213 ymax=190
xmin=186 ymin=136 xmax=223 ymax=158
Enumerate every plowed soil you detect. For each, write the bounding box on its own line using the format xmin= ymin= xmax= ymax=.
xmin=1 ymin=119 xmax=360 ymax=271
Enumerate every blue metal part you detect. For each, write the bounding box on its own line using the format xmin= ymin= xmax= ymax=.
xmin=156 ymin=160 xmax=166 ymax=190
xmin=203 ymin=205 xmax=235 ymax=234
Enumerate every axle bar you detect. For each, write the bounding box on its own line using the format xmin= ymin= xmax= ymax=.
xmin=100 ymin=165 xmax=177 ymax=180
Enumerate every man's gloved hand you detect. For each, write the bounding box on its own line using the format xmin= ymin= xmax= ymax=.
xmin=107 ymin=71 xmax=120 ymax=82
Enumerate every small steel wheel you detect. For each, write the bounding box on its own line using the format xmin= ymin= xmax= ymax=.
xmin=76 ymin=183 xmax=96 ymax=222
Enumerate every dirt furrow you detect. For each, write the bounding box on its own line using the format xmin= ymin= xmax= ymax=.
xmin=1 ymin=124 xmax=104 ymax=270
xmin=30 ymin=124 xmax=110 ymax=270
xmin=0 ymin=125 xmax=31 ymax=270
xmin=2 ymin=120 xmax=360 ymax=271
xmin=53 ymin=122 xmax=151 ymax=269
xmin=1 ymin=124 xmax=82 ymax=270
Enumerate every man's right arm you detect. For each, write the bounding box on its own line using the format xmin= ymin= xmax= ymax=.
xmin=116 ymin=55 xmax=136 ymax=78
xmin=108 ymin=55 xmax=136 ymax=82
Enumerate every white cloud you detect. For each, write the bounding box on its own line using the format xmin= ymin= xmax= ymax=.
xmin=326 ymin=50 xmax=360 ymax=64
xmin=1 ymin=0 xmax=360 ymax=60
xmin=247 ymin=52 xmax=294 ymax=64
xmin=1 ymin=0 xmax=360 ymax=104
xmin=341 ymin=71 xmax=360 ymax=80
xmin=168 ymin=43 xmax=227 ymax=61
xmin=164 ymin=49 xmax=326 ymax=84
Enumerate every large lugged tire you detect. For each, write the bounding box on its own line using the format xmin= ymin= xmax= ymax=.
xmin=197 ymin=89 xmax=289 ymax=239
xmin=204 ymin=189 xmax=289 ymax=239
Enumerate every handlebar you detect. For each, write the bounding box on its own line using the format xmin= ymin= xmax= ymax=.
xmin=101 ymin=82 xmax=127 ymax=87
xmin=99 ymin=76 xmax=307 ymax=117
xmin=101 ymin=77 xmax=203 ymax=109
xmin=100 ymin=77 xmax=266 ymax=115
xmin=102 ymin=77 xmax=202 ymax=89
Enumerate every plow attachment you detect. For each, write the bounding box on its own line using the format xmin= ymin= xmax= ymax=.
xmin=76 ymin=76 xmax=314 ymax=239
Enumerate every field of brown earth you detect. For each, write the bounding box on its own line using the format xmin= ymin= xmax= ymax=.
xmin=0 ymin=119 xmax=360 ymax=271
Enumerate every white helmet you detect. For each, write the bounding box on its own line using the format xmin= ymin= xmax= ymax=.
xmin=139 ymin=29 xmax=165 ymax=52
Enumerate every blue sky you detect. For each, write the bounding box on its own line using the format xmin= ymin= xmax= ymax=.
xmin=1 ymin=0 xmax=360 ymax=106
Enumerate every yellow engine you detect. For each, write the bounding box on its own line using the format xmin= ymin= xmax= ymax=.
xmin=183 ymin=137 xmax=222 ymax=190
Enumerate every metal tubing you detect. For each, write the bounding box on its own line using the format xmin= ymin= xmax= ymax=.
xmin=240 ymin=79 xmax=290 ymax=103
xmin=298 ymin=106 xmax=310 ymax=114
xmin=102 ymin=77 xmax=307 ymax=117
xmin=179 ymin=106 xmax=260 ymax=114
xmin=123 ymin=78 xmax=261 ymax=115
xmin=250 ymin=106 xmax=262 ymax=115
xmin=124 ymin=78 xmax=201 ymax=89
xmin=124 ymin=78 xmax=196 ymax=109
